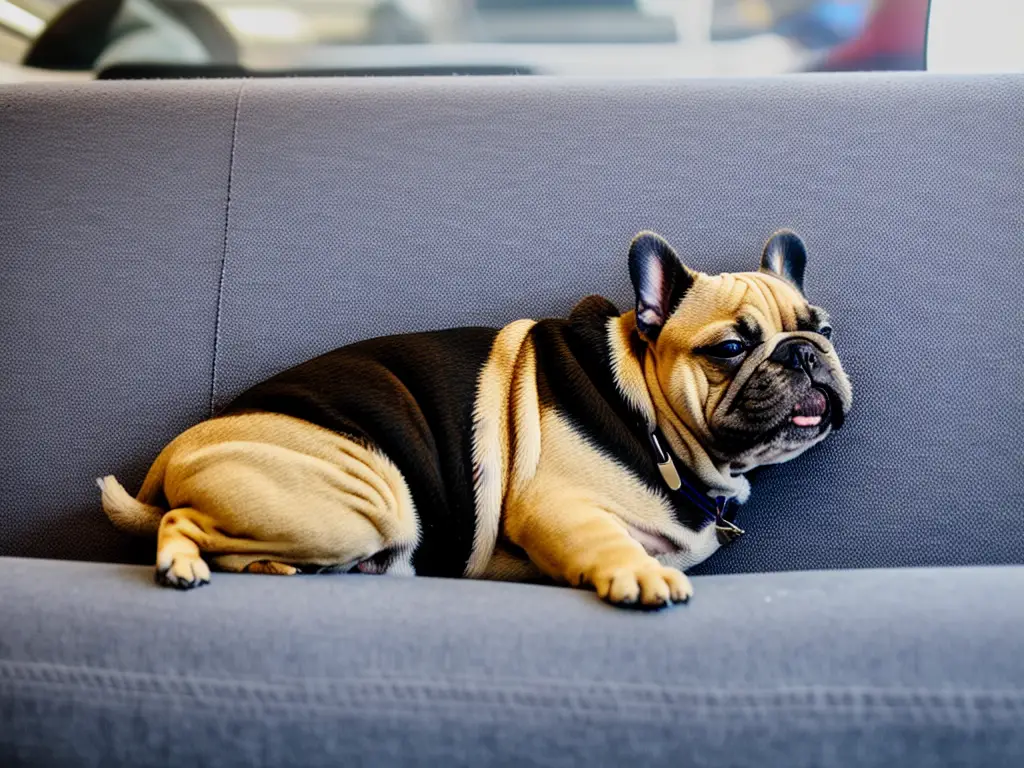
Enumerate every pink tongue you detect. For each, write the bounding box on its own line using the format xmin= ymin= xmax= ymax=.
xmin=792 ymin=415 xmax=822 ymax=427
xmin=792 ymin=389 xmax=828 ymax=427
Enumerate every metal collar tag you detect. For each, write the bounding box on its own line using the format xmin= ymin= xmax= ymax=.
xmin=647 ymin=428 xmax=745 ymax=546
xmin=647 ymin=431 xmax=682 ymax=491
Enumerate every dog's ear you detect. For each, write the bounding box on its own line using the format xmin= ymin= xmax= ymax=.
xmin=760 ymin=230 xmax=807 ymax=292
xmin=628 ymin=231 xmax=694 ymax=343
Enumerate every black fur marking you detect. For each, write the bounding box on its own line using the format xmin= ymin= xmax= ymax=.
xmin=221 ymin=327 xmax=497 ymax=578
xmin=628 ymin=233 xmax=693 ymax=342
xmin=797 ymin=306 xmax=832 ymax=337
xmin=795 ymin=312 xmax=817 ymax=333
xmin=736 ymin=315 xmax=763 ymax=345
xmin=534 ymin=297 xmax=709 ymax=531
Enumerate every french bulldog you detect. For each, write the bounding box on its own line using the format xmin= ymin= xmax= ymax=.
xmin=99 ymin=230 xmax=851 ymax=608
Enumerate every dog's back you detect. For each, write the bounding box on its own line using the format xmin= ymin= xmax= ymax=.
xmin=223 ymin=327 xmax=499 ymax=576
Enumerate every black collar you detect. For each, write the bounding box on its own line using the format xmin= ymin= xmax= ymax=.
xmin=646 ymin=428 xmax=745 ymax=546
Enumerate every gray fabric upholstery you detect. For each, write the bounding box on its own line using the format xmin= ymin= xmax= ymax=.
xmin=0 ymin=80 xmax=241 ymax=563
xmin=2 ymin=558 xmax=1024 ymax=767
xmin=1 ymin=74 xmax=1023 ymax=575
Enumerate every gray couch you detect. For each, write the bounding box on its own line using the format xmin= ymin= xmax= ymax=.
xmin=1 ymin=74 xmax=1022 ymax=767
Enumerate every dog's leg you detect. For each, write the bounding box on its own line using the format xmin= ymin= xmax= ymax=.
xmin=506 ymin=490 xmax=692 ymax=608
xmin=212 ymin=554 xmax=298 ymax=576
xmin=144 ymin=413 xmax=421 ymax=589
xmin=155 ymin=508 xmax=212 ymax=589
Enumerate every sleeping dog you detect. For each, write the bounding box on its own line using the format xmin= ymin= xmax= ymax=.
xmin=99 ymin=230 xmax=851 ymax=607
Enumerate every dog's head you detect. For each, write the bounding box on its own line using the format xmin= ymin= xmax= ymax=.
xmin=629 ymin=230 xmax=852 ymax=474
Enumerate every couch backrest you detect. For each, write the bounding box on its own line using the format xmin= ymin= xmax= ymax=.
xmin=2 ymin=74 xmax=1021 ymax=572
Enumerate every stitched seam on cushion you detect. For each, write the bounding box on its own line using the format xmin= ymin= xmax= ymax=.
xmin=208 ymin=81 xmax=245 ymax=418
xmin=12 ymin=688 xmax=1024 ymax=726
xmin=6 ymin=681 xmax=1024 ymax=724
xmin=4 ymin=662 xmax=1024 ymax=720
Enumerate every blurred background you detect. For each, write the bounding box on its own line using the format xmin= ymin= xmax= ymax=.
xmin=1 ymin=0 xmax=940 ymax=80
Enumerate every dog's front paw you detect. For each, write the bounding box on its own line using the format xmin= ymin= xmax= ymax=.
xmin=156 ymin=553 xmax=211 ymax=590
xmin=591 ymin=563 xmax=691 ymax=608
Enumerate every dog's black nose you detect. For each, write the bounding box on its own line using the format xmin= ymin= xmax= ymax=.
xmin=771 ymin=339 xmax=818 ymax=371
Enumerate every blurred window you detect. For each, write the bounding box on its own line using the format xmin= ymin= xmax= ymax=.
xmin=928 ymin=0 xmax=1024 ymax=74
xmin=2 ymin=0 xmax=937 ymax=78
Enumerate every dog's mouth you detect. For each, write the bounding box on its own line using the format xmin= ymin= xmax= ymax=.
xmin=790 ymin=387 xmax=830 ymax=429
xmin=789 ymin=385 xmax=845 ymax=431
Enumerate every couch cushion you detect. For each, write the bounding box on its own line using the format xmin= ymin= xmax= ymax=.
xmin=181 ymin=74 xmax=1024 ymax=573
xmin=2 ymin=558 xmax=1023 ymax=767
xmin=2 ymin=74 xmax=1023 ymax=573
xmin=0 ymin=80 xmax=240 ymax=563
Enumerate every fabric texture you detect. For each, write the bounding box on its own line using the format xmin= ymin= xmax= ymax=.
xmin=2 ymin=558 xmax=1024 ymax=767
xmin=217 ymin=74 xmax=1024 ymax=573
xmin=1 ymin=74 xmax=1022 ymax=574
xmin=0 ymin=80 xmax=241 ymax=563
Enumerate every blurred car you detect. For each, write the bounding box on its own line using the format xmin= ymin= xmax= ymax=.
xmin=812 ymin=0 xmax=929 ymax=71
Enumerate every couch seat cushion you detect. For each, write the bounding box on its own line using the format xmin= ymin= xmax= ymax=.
xmin=2 ymin=558 xmax=1023 ymax=767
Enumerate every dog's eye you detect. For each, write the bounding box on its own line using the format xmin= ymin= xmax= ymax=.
xmin=706 ymin=340 xmax=746 ymax=358
xmin=818 ymin=326 xmax=833 ymax=340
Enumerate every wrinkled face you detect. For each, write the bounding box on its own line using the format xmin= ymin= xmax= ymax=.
xmin=630 ymin=230 xmax=853 ymax=472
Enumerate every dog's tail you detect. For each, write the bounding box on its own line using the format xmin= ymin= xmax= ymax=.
xmin=97 ymin=444 xmax=172 ymax=537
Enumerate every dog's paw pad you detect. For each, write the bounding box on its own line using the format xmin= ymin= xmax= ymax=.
xmin=605 ymin=569 xmax=641 ymax=604
xmin=155 ymin=554 xmax=211 ymax=590
xmin=662 ymin=568 xmax=693 ymax=603
xmin=594 ymin=564 xmax=691 ymax=609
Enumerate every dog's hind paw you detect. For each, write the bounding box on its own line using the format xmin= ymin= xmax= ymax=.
xmin=156 ymin=553 xmax=211 ymax=590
